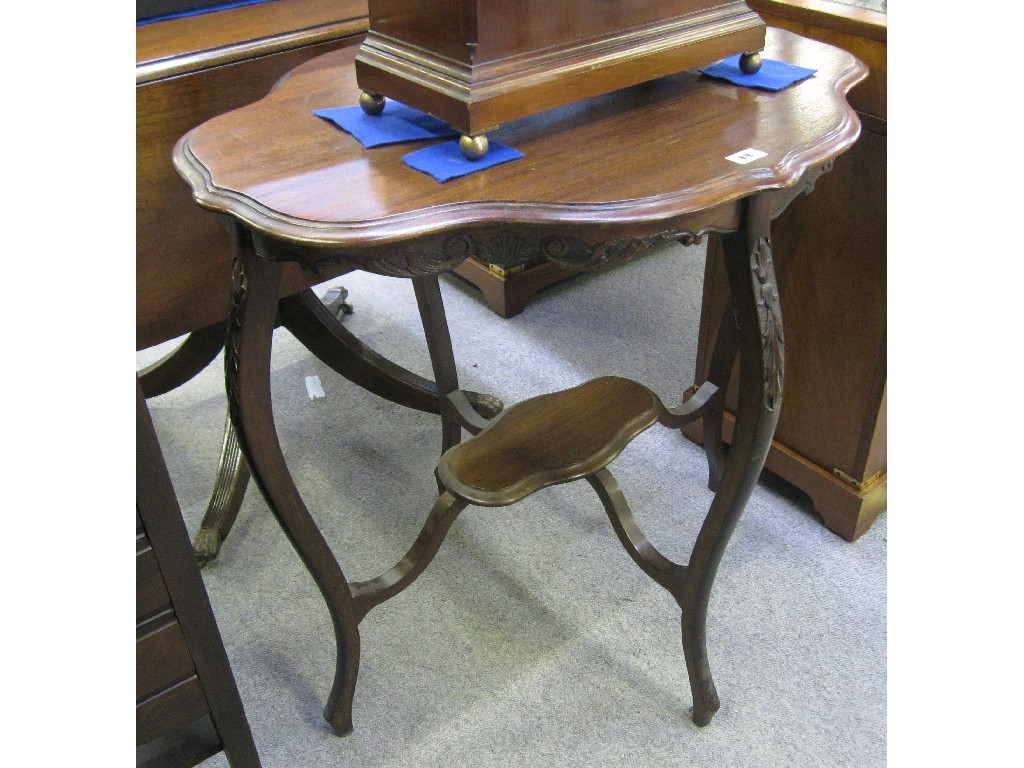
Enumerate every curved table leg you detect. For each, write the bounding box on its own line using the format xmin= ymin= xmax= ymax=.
xmin=138 ymin=321 xmax=227 ymax=398
xmin=278 ymin=289 xmax=501 ymax=420
xmin=698 ymin=292 xmax=736 ymax=492
xmin=197 ymin=281 xmax=502 ymax=567
xmin=226 ymin=225 xmax=361 ymax=735
xmin=412 ymin=275 xmax=463 ymax=455
xmin=679 ymin=193 xmax=784 ymax=726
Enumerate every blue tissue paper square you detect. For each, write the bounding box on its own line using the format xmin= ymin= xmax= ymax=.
xmin=403 ymin=140 xmax=524 ymax=182
xmin=700 ymin=56 xmax=816 ymax=91
xmin=313 ymin=102 xmax=459 ymax=148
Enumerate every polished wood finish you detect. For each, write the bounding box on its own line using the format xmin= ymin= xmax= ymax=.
xmin=136 ymin=0 xmax=369 ymax=350
xmin=172 ymin=28 xmax=866 ymax=735
xmin=749 ymin=0 xmax=884 ymax=119
xmin=440 ymin=377 xmax=664 ymax=505
xmin=684 ymin=1 xmax=886 ymax=541
xmin=356 ymin=1 xmax=765 ymax=136
xmin=457 ymin=0 xmax=886 ymax=318
xmin=136 ymin=0 xmax=508 ymax=573
xmin=137 ymin=381 xmax=261 ymax=767
xmin=175 ymin=30 xmax=861 ymax=260
xmin=434 ymin=375 xmax=727 ymax=724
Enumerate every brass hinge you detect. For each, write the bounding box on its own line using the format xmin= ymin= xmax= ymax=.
xmin=832 ymin=468 xmax=882 ymax=491
xmin=486 ymin=262 xmax=525 ymax=279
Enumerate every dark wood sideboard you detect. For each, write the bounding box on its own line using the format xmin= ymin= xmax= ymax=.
xmin=684 ymin=0 xmax=886 ymax=541
xmin=137 ymin=0 xmax=371 ymax=350
xmin=137 ymin=380 xmax=261 ymax=768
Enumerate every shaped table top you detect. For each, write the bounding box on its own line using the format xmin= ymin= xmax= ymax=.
xmin=173 ymin=27 xmax=866 ymax=269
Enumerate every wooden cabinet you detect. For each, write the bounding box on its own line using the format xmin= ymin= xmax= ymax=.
xmin=136 ymin=0 xmax=370 ymax=349
xmin=137 ymin=380 xmax=261 ymax=767
xmin=355 ymin=1 xmax=765 ymax=136
xmin=684 ymin=0 xmax=887 ymax=541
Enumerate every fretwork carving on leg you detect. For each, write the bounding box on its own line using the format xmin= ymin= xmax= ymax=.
xmin=680 ymin=193 xmax=784 ymax=726
xmin=224 ymin=222 xmax=362 ymax=735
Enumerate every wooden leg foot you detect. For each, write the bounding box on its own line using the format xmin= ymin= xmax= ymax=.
xmin=681 ymin=612 xmax=721 ymax=726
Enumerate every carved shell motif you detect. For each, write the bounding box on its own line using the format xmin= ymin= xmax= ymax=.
xmin=311 ymin=233 xmax=478 ymax=277
xmin=539 ymin=229 xmax=703 ymax=271
xmin=475 ymin=232 xmax=539 ymax=269
xmin=312 ymin=229 xmax=704 ymax=277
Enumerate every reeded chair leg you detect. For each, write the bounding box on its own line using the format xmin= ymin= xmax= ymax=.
xmin=193 ymin=411 xmax=251 ymax=567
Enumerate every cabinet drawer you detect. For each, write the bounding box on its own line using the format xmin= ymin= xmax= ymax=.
xmin=137 ymin=619 xmax=196 ymax=702
xmin=137 ymin=545 xmax=171 ymax=621
xmin=136 ymin=675 xmax=210 ymax=746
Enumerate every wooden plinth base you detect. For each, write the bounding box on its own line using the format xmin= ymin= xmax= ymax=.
xmin=681 ymin=411 xmax=886 ymax=542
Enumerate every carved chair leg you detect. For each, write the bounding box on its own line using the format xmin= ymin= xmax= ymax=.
xmin=226 ymin=224 xmax=362 ymax=735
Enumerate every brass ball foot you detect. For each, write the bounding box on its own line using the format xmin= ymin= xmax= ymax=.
xmin=359 ymin=91 xmax=386 ymax=116
xmin=739 ymin=51 xmax=762 ymax=75
xmin=459 ymin=134 xmax=489 ymax=161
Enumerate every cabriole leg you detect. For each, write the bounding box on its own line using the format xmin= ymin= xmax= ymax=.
xmin=224 ymin=222 xmax=362 ymax=735
xmin=681 ymin=193 xmax=783 ymax=726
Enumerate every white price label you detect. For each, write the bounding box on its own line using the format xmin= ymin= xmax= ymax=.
xmin=725 ymin=148 xmax=768 ymax=164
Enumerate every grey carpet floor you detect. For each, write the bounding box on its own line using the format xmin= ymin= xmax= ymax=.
xmin=140 ymin=240 xmax=886 ymax=767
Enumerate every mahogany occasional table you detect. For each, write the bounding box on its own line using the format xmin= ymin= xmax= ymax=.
xmin=172 ymin=27 xmax=866 ymax=736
